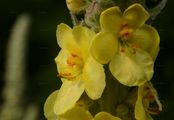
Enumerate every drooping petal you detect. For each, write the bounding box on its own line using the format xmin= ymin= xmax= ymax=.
xmin=90 ymin=32 xmax=118 ymax=64
xmin=100 ymin=6 xmax=122 ymax=33
xmin=142 ymin=83 xmax=162 ymax=115
xmin=44 ymin=90 xmax=58 ymax=120
xmin=83 ymin=57 xmax=105 ymax=100
xmin=132 ymin=24 xmax=160 ymax=54
xmin=57 ymin=23 xmax=79 ymax=52
xmin=123 ymin=3 xmax=149 ymax=28
xmin=109 ymin=49 xmax=154 ymax=86
xmin=54 ymin=79 xmax=85 ymax=115
xmin=94 ymin=112 xmax=122 ymax=120
xmin=59 ymin=106 xmax=93 ymax=120
xmin=135 ymin=86 xmax=153 ymax=120
xmin=72 ymin=25 xmax=95 ymax=57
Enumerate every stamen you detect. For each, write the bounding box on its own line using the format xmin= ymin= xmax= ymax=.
xmin=119 ymin=24 xmax=134 ymax=40
xmin=120 ymin=47 xmax=125 ymax=53
xmin=58 ymin=53 xmax=84 ymax=80
xmin=57 ymin=72 xmax=75 ymax=80
xmin=67 ymin=54 xmax=78 ymax=66
xmin=72 ymin=53 xmax=78 ymax=57
xmin=131 ymin=44 xmax=141 ymax=49
xmin=130 ymin=44 xmax=141 ymax=54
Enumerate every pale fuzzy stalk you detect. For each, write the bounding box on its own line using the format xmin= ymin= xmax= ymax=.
xmin=0 ymin=14 xmax=31 ymax=120
xmin=70 ymin=12 xmax=79 ymax=26
xmin=147 ymin=0 xmax=167 ymax=20
xmin=148 ymin=82 xmax=162 ymax=111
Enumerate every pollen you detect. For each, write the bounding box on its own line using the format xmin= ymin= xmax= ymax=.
xmin=58 ymin=72 xmax=75 ymax=80
xmin=120 ymin=47 xmax=125 ymax=53
xmin=58 ymin=72 xmax=71 ymax=77
xmin=119 ymin=24 xmax=134 ymax=40
xmin=67 ymin=54 xmax=78 ymax=66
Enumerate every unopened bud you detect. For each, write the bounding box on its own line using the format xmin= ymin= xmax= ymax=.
xmin=66 ymin=0 xmax=89 ymax=14
xmin=115 ymin=104 xmax=129 ymax=118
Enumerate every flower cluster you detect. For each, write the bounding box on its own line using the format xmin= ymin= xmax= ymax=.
xmin=44 ymin=2 xmax=162 ymax=120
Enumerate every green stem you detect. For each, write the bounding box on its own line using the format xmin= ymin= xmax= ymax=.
xmin=99 ymin=65 xmax=128 ymax=115
xmin=70 ymin=12 xmax=79 ymax=26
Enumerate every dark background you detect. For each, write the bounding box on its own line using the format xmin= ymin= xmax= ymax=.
xmin=0 ymin=0 xmax=174 ymax=119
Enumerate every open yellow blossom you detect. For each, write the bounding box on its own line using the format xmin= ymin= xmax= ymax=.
xmin=54 ymin=23 xmax=105 ymax=115
xmin=44 ymin=90 xmax=121 ymax=120
xmin=135 ymin=83 xmax=162 ymax=120
xmin=90 ymin=3 xmax=160 ymax=86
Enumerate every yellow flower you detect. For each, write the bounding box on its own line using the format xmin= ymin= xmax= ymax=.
xmin=44 ymin=90 xmax=121 ymax=120
xmin=54 ymin=23 xmax=105 ymax=115
xmin=66 ymin=0 xmax=88 ymax=14
xmin=90 ymin=3 xmax=160 ymax=86
xmin=135 ymin=83 xmax=162 ymax=120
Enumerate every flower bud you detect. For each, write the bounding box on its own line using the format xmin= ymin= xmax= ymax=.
xmin=66 ymin=0 xmax=89 ymax=14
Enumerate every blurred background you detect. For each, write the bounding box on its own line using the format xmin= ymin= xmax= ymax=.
xmin=0 ymin=0 xmax=174 ymax=119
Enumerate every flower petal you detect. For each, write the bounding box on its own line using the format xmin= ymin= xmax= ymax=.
xmin=54 ymin=79 xmax=85 ymax=115
xmin=109 ymin=49 xmax=153 ymax=86
xmin=100 ymin=6 xmax=122 ymax=33
xmin=44 ymin=90 xmax=58 ymax=120
xmin=150 ymin=46 xmax=159 ymax=61
xmin=57 ymin=23 xmax=79 ymax=52
xmin=59 ymin=106 xmax=93 ymax=120
xmin=72 ymin=25 xmax=95 ymax=58
xmin=123 ymin=3 xmax=149 ymax=28
xmin=83 ymin=57 xmax=105 ymax=99
xmin=55 ymin=49 xmax=70 ymax=73
xmin=135 ymin=86 xmax=153 ymax=120
xmin=132 ymin=24 xmax=160 ymax=54
xmin=95 ymin=112 xmax=121 ymax=120
xmin=90 ymin=32 xmax=118 ymax=64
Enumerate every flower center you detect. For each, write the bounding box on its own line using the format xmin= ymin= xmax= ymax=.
xmin=58 ymin=53 xmax=84 ymax=80
xmin=67 ymin=53 xmax=84 ymax=68
xmin=119 ymin=24 xmax=134 ymax=41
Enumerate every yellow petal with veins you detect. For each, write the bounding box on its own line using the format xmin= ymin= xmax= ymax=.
xmin=57 ymin=23 xmax=80 ymax=53
xmin=83 ymin=57 xmax=105 ymax=99
xmin=54 ymin=79 xmax=85 ymax=115
xmin=123 ymin=3 xmax=150 ymax=28
xmin=132 ymin=24 xmax=160 ymax=54
xmin=109 ymin=48 xmax=153 ymax=86
xmin=100 ymin=6 xmax=122 ymax=33
xmin=72 ymin=25 xmax=95 ymax=58
xmin=90 ymin=32 xmax=118 ymax=64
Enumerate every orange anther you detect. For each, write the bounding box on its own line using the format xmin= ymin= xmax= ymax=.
xmin=67 ymin=55 xmax=76 ymax=66
xmin=58 ymin=72 xmax=75 ymax=80
xmin=120 ymin=48 xmax=125 ymax=53
xmin=58 ymin=72 xmax=71 ymax=77
xmin=119 ymin=24 xmax=134 ymax=40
